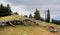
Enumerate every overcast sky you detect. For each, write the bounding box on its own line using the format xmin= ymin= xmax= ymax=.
xmin=0 ymin=0 xmax=60 ymax=20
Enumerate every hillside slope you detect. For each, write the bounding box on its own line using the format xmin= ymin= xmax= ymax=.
xmin=0 ymin=15 xmax=27 ymax=21
xmin=0 ymin=15 xmax=60 ymax=35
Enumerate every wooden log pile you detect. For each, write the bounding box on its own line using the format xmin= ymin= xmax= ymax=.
xmin=0 ymin=18 xmax=39 ymax=26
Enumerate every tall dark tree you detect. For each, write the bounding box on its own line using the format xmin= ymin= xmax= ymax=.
xmin=46 ymin=9 xmax=50 ymax=22
xmin=34 ymin=9 xmax=40 ymax=20
xmin=0 ymin=4 xmax=12 ymax=17
xmin=0 ymin=4 xmax=4 ymax=17
xmin=6 ymin=4 xmax=12 ymax=15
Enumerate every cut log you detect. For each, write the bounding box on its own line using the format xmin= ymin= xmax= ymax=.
xmin=9 ymin=21 xmax=15 ymax=26
xmin=2 ymin=21 xmax=6 ymax=26
xmin=0 ymin=22 xmax=3 ymax=25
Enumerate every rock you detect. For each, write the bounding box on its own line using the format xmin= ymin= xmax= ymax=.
xmin=49 ymin=26 xmax=58 ymax=33
xmin=50 ymin=29 xmax=58 ymax=33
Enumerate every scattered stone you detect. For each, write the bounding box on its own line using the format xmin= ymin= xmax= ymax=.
xmin=49 ymin=26 xmax=58 ymax=33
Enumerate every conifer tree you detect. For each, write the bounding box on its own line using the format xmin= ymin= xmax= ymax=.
xmin=0 ymin=4 xmax=12 ymax=17
xmin=46 ymin=9 xmax=50 ymax=22
xmin=34 ymin=9 xmax=40 ymax=20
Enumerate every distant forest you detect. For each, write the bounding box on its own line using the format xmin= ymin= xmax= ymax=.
xmin=0 ymin=4 xmax=60 ymax=25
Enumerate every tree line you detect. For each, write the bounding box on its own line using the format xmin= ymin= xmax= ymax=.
xmin=0 ymin=4 xmax=18 ymax=17
xmin=52 ymin=19 xmax=60 ymax=25
xmin=0 ymin=4 xmax=60 ymax=25
xmin=0 ymin=4 xmax=12 ymax=17
xmin=28 ymin=9 xmax=60 ymax=25
xmin=28 ymin=9 xmax=50 ymax=22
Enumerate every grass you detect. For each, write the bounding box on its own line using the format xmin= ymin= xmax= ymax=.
xmin=0 ymin=25 xmax=60 ymax=35
xmin=0 ymin=25 xmax=54 ymax=35
xmin=0 ymin=15 xmax=60 ymax=35
xmin=38 ymin=21 xmax=60 ymax=29
xmin=0 ymin=15 xmax=27 ymax=21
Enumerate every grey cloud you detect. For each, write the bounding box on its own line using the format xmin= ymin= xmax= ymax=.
xmin=5 ymin=0 xmax=60 ymax=6
xmin=5 ymin=0 xmax=42 ymax=5
xmin=1 ymin=0 xmax=60 ymax=20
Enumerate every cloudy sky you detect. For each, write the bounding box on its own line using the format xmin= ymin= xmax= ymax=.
xmin=0 ymin=0 xmax=60 ymax=20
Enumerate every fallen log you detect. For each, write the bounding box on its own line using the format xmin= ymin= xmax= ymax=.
xmin=9 ymin=21 xmax=15 ymax=26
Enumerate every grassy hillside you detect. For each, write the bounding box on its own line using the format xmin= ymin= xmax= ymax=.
xmin=0 ymin=15 xmax=60 ymax=35
xmin=0 ymin=15 xmax=27 ymax=21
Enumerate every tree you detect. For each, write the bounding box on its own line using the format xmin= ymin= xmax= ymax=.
xmin=6 ymin=4 xmax=12 ymax=15
xmin=14 ymin=12 xmax=19 ymax=15
xmin=46 ymin=9 xmax=50 ymax=22
xmin=0 ymin=4 xmax=12 ymax=17
xmin=52 ymin=19 xmax=60 ymax=25
xmin=34 ymin=9 xmax=40 ymax=20
xmin=24 ymin=15 xmax=28 ymax=17
xmin=29 ymin=14 xmax=32 ymax=18
xmin=0 ymin=4 xmax=5 ymax=17
xmin=40 ymin=17 xmax=44 ymax=21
